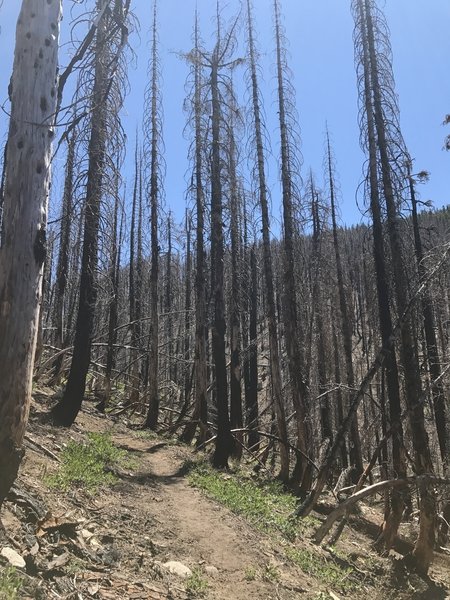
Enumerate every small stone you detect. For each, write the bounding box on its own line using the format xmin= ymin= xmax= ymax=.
xmin=205 ymin=565 xmax=219 ymax=576
xmin=163 ymin=561 xmax=192 ymax=578
xmin=80 ymin=529 xmax=94 ymax=540
xmin=1 ymin=547 xmax=26 ymax=568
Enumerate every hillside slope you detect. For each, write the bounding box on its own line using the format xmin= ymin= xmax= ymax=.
xmin=1 ymin=395 xmax=449 ymax=600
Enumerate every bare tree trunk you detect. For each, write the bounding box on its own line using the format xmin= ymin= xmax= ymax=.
xmin=0 ymin=0 xmax=62 ymax=507
xmin=365 ymin=0 xmax=436 ymax=572
xmin=210 ymin=51 xmax=233 ymax=467
xmin=145 ymin=1 xmax=162 ymax=430
xmin=51 ymin=127 xmax=76 ymax=385
xmin=246 ymin=0 xmax=289 ymax=481
xmin=353 ymin=0 xmax=407 ymax=552
xmin=409 ymin=165 xmax=448 ymax=466
xmin=181 ymin=16 xmax=208 ymax=445
xmin=245 ymin=245 xmax=260 ymax=450
xmin=52 ymin=0 xmax=123 ymax=426
xmin=165 ymin=213 xmax=173 ymax=383
xmin=326 ymin=132 xmax=363 ymax=479
xmin=103 ymin=180 xmax=121 ymax=407
xmin=128 ymin=140 xmax=142 ymax=406
xmin=228 ymin=103 xmax=243 ymax=459
xmin=274 ymin=0 xmax=310 ymax=489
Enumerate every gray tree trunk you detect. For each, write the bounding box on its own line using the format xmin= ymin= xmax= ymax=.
xmin=0 ymin=0 xmax=62 ymax=508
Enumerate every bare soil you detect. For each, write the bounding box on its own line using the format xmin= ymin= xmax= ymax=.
xmin=1 ymin=395 xmax=449 ymax=600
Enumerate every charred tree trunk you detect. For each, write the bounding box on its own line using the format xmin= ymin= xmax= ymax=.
xmin=357 ymin=0 xmax=436 ymax=571
xmin=409 ymin=165 xmax=448 ymax=466
xmin=103 ymin=181 xmax=121 ymax=407
xmin=129 ymin=141 xmax=143 ymax=406
xmin=245 ymin=245 xmax=260 ymax=450
xmin=274 ymin=0 xmax=311 ymax=489
xmin=246 ymin=0 xmax=289 ymax=481
xmin=52 ymin=0 xmax=121 ymax=426
xmin=165 ymin=213 xmax=173 ymax=383
xmin=145 ymin=1 xmax=162 ymax=430
xmin=228 ymin=107 xmax=243 ymax=459
xmin=51 ymin=127 xmax=76 ymax=384
xmin=326 ymin=132 xmax=363 ymax=480
xmin=181 ymin=16 xmax=208 ymax=445
xmin=210 ymin=50 xmax=233 ymax=468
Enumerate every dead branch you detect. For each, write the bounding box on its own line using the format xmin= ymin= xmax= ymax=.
xmin=315 ymin=475 xmax=450 ymax=544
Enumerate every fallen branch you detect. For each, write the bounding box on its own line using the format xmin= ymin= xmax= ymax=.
xmin=314 ymin=475 xmax=450 ymax=544
xmin=24 ymin=433 xmax=60 ymax=463
xmin=231 ymin=428 xmax=319 ymax=471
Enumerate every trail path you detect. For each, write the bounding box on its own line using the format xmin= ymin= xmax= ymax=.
xmin=3 ymin=403 xmax=449 ymax=600
xmin=110 ymin=431 xmax=302 ymax=599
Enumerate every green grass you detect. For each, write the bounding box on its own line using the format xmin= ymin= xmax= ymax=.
xmin=187 ymin=461 xmax=318 ymax=541
xmin=0 ymin=567 xmax=22 ymax=600
xmin=244 ymin=566 xmax=257 ymax=581
xmin=186 ymin=568 xmax=208 ymax=598
xmin=262 ymin=563 xmax=281 ymax=583
xmin=286 ymin=547 xmax=358 ymax=592
xmin=46 ymin=432 xmax=127 ymax=491
xmin=187 ymin=461 xmax=363 ymax=594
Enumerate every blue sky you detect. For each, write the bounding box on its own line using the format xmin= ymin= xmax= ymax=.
xmin=1 ymin=0 xmax=449 ymax=229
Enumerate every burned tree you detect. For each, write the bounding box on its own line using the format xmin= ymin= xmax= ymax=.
xmin=246 ymin=0 xmax=289 ymax=481
xmin=52 ymin=0 xmax=130 ymax=426
xmin=145 ymin=0 xmax=164 ymax=430
xmin=353 ymin=0 xmax=436 ymax=572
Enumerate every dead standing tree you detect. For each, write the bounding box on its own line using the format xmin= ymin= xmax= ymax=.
xmin=273 ymin=0 xmax=313 ymax=491
xmin=180 ymin=12 xmax=209 ymax=445
xmin=0 ymin=0 xmax=62 ymax=509
xmin=208 ymin=8 xmax=242 ymax=468
xmin=353 ymin=0 xmax=437 ymax=572
xmin=145 ymin=0 xmax=164 ymax=430
xmin=325 ymin=130 xmax=364 ymax=480
xmin=52 ymin=0 xmax=130 ymax=426
xmin=246 ymin=0 xmax=289 ymax=482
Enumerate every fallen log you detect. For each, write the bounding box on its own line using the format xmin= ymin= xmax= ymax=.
xmin=315 ymin=475 xmax=450 ymax=544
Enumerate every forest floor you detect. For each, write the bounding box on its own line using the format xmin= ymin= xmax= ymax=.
xmin=1 ymin=391 xmax=449 ymax=600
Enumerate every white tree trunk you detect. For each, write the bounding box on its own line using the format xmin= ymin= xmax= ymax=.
xmin=0 ymin=0 xmax=62 ymax=507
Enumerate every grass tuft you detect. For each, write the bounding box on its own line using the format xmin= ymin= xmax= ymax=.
xmin=46 ymin=432 xmax=126 ymax=491
xmin=286 ymin=547 xmax=357 ymax=591
xmin=0 ymin=566 xmax=22 ymax=600
xmin=186 ymin=568 xmax=208 ymax=598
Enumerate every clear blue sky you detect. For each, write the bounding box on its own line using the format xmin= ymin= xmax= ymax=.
xmin=1 ymin=0 xmax=449 ymax=229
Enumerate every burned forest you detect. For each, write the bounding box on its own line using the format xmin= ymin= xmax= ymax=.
xmin=0 ymin=0 xmax=449 ymax=598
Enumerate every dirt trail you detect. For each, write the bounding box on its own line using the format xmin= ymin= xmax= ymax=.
xmin=2 ymin=404 xmax=449 ymax=600
xmin=111 ymin=432 xmax=302 ymax=599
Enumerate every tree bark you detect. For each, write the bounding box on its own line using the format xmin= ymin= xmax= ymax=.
xmin=210 ymin=52 xmax=233 ymax=467
xmin=52 ymin=0 xmax=113 ymax=426
xmin=0 ymin=0 xmax=62 ymax=507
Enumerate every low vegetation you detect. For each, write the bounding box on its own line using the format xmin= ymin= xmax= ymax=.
xmin=188 ymin=460 xmax=377 ymax=593
xmin=187 ymin=460 xmax=319 ymax=540
xmin=185 ymin=568 xmax=209 ymax=598
xmin=46 ymin=432 xmax=127 ymax=491
xmin=0 ymin=567 xmax=22 ymax=600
